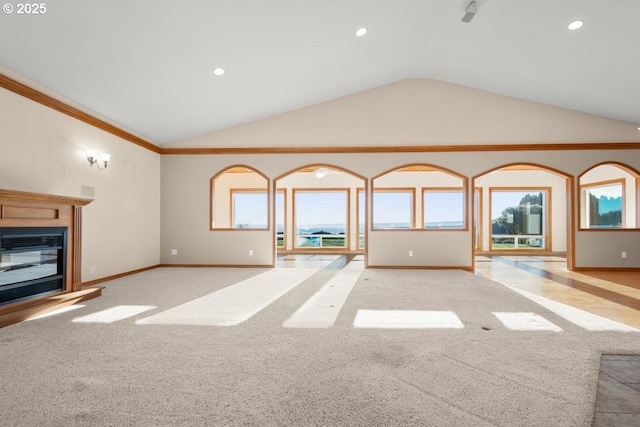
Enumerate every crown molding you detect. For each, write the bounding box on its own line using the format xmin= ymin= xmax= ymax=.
xmin=0 ymin=73 xmax=161 ymax=154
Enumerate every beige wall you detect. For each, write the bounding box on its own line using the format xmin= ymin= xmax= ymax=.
xmin=0 ymin=87 xmax=161 ymax=281
xmin=167 ymin=79 xmax=640 ymax=149
xmin=3 ymin=77 xmax=639 ymax=272
xmin=162 ymin=79 xmax=640 ymax=269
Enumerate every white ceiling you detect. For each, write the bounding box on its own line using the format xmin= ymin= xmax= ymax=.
xmin=1 ymin=0 xmax=639 ymax=146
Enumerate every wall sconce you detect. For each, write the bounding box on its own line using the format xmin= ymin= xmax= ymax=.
xmin=86 ymin=150 xmax=111 ymax=170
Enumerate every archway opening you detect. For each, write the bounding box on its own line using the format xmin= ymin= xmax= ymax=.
xmin=473 ymin=163 xmax=573 ymax=269
xmin=275 ymin=164 xmax=366 ymax=254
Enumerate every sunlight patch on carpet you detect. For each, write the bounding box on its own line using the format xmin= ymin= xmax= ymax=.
xmin=284 ymin=259 xmax=363 ymax=328
xmin=27 ymin=304 xmax=86 ymax=321
xmin=353 ymin=309 xmax=464 ymax=329
xmin=72 ymin=305 xmax=156 ymax=323
xmin=493 ymin=312 xmax=562 ymax=331
xmin=136 ymin=267 xmax=326 ymax=326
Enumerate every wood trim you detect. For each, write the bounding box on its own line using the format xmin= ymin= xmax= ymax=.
xmin=81 ymin=265 xmax=160 ymax=287
xmin=574 ymin=267 xmax=640 ymax=272
xmin=636 ymin=177 xmax=640 ymax=228
xmin=567 ymin=177 xmax=575 ymax=271
xmin=274 ymin=163 xmax=367 ymax=182
xmin=72 ymin=206 xmax=83 ymax=290
xmin=3 ymin=73 xmax=640 ymax=156
xmin=161 ymin=142 xmax=640 ymax=155
xmin=0 ymin=73 xmax=160 ymax=154
xmin=0 ymin=287 xmax=102 ymax=329
xmin=158 ymin=263 xmax=274 ymax=268
xmin=580 ymin=178 xmax=626 ymax=190
xmin=367 ymin=265 xmax=474 ymax=271
xmin=0 ymin=188 xmax=92 ymax=206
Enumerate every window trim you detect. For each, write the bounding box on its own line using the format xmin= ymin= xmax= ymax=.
xmin=210 ymin=165 xmax=270 ymax=231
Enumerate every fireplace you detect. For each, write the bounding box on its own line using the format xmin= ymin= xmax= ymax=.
xmin=0 ymin=227 xmax=68 ymax=305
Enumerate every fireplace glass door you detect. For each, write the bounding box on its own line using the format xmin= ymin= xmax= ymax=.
xmin=0 ymin=227 xmax=67 ymax=305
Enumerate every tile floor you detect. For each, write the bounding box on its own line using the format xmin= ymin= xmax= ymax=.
xmin=593 ymin=355 xmax=640 ymax=426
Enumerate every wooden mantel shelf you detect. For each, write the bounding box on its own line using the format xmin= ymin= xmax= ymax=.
xmin=0 ymin=188 xmax=95 ymax=328
xmin=0 ymin=188 xmax=92 ymax=206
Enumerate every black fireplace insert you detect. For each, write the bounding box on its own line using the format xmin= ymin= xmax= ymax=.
xmin=0 ymin=227 xmax=68 ymax=305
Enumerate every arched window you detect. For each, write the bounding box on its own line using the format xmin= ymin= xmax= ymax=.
xmin=579 ymin=163 xmax=639 ymax=229
xmin=372 ymin=164 xmax=466 ymax=230
xmin=210 ymin=166 xmax=269 ymax=230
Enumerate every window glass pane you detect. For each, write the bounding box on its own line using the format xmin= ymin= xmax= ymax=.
xmin=358 ymin=190 xmax=365 ymax=249
xmin=295 ymin=191 xmax=347 ymax=248
xmin=491 ymin=190 xmax=546 ymax=250
xmin=373 ymin=191 xmax=412 ymax=229
xmin=423 ymin=191 xmax=464 ymax=229
xmin=276 ymin=191 xmax=285 ymax=246
xmin=232 ymin=192 xmax=268 ymax=228
xmin=584 ymin=184 xmax=623 ymax=228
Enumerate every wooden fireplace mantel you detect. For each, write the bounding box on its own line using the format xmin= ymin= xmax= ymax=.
xmin=0 ymin=188 xmax=98 ymax=327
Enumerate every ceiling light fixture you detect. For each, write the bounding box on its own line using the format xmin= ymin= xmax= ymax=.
xmin=355 ymin=27 xmax=367 ymax=37
xmin=461 ymin=0 xmax=477 ymax=23
xmin=314 ymin=168 xmax=328 ymax=179
xmin=213 ymin=67 xmax=225 ymax=76
xmin=568 ymin=20 xmax=584 ymax=30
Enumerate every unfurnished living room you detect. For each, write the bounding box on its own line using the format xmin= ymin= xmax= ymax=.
xmin=1 ymin=1 xmax=640 ymax=426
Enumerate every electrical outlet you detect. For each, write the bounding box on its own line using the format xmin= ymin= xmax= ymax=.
xmin=409 ymin=250 xmax=413 ymax=257
xmin=171 ymin=249 xmax=178 ymax=256
xmin=89 ymin=266 xmax=96 ymax=275
xmin=622 ymin=251 xmax=627 ymax=259
xmin=249 ymin=249 xmax=254 ymax=256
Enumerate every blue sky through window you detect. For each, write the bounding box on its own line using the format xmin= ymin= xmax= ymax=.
xmin=373 ymin=191 xmax=412 ymax=228
xmin=424 ymin=191 xmax=464 ymax=227
xmin=232 ymin=192 xmax=267 ymax=228
xmin=295 ymin=191 xmax=347 ymax=233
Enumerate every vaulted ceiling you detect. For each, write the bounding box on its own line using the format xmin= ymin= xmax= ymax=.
xmin=1 ymin=0 xmax=639 ymax=146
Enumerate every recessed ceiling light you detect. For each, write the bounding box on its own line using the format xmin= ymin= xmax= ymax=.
xmin=355 ymin=27 xmax=367 ymax=37
xmin=568 ymin=20 xmax=584 ymax=30
xmin=213 ymin=67 xmax=225 ymax=76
